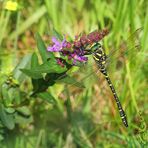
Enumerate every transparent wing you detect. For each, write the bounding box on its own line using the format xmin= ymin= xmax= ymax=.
xmin=55 ymin=28 xmax=142 ymax=95
xmin=107 ymin=27 xmax=142 ymax=58
xmin=106 ymin=28 xmax=142 ymax=68
xmin=56 ymin=58 xmax=99 ymax=90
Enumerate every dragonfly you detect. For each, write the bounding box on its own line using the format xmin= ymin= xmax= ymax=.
xmin=89 ymin=42 xmax=128 ymax=127
xmin=57 ymin=28 xmax=142 ymax=128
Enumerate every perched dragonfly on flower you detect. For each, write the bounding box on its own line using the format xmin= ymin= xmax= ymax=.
xmin=46 ymin=28 xmax=142 ymax=128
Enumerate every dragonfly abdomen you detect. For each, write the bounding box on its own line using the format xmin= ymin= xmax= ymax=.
xmin=92 ymin=48 xmax=128 ymax=127
xmin=104 ymin=73 xmax=128 ymax=127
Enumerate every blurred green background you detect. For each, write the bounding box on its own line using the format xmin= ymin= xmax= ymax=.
xmin=0 ymin=0 xmax=148 ymax=147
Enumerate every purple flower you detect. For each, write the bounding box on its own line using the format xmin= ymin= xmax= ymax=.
xmin=47 ymin=37 xmax=67 ymax=52
xmin=71 ymin=52 xmax=88 ymax=64
xmin=47 ymin=35 xmax=88 ymax=65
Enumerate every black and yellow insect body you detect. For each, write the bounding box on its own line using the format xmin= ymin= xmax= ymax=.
xmin=91 ymin=43 xmax=128 ymax=127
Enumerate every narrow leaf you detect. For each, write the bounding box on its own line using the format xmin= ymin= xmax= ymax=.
xmin=38 ymin=92 xmax=56 ymax=104
xmin=13 ymin=54 xmax=32 ymax=83
xmin=35 ymin=33 xmax=54 ymax=62
xmin=21 ymin=59 xmax=67 ymax=79
xmin=31 ymin=53 xmax=42 ymax=78
xmin=31 ymin=52 xmax=39 ymax=68
xmin=53 ymin=28 xmax=63 ymax=41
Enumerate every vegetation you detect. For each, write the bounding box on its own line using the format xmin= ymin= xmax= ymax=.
xmin=0 ymin=0 xmax=148 ymax=147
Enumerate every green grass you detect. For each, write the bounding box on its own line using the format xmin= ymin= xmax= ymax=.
xmin=0 ymin=0 xmax=148 ymax=147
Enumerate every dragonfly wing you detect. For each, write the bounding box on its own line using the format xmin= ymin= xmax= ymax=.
xmin=56 ymin=64 xmax=101 ymax=94
xmin=105 ymin=28 xmax=142 ymax=70
xmin=107 ymin=28 xmax=142 ymax=58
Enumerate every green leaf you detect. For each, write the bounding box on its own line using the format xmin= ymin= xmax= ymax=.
xmin=38 ymin=92 xmax=56 ymax=104
xmin=1 ymin=84 xmax=11 ymax=106
xmin=35 ymin=33 xmax=54 ymax=62
xmin=15 ymin=114 xmax=33 ymax=125
xmin=31 ymin=53 xmax=42 ymax=78
xmin=37 ymin=60 xmax=67 ymax=73
xmin=53 ymin=28 xmax=63 ymax=41
xmin=13 ymin=54 xmax=32 ymax=83
xmin=8 ymin=87 xmax=21 ymax=105
xmin=5 ymin=108 xmax=15 ymax=114
xmin=21 ymin=60 xmax=67 ymax=79
xmin=31 ymin=52 xmax=39 ymax=68
xmin=56 ymin=75 xmax=85 ymax=88
xmin=0 ymin=105 xmax=15 ymax=130
xmin=20 ymin=69 xmax=43 ymax=79
xmin=32 ymin=78 xmax=47 ymax=93
xmin=31 ymin=53 xmax=45 ymax=94
xmin=16 ymin=106 xmax=31 ymax=117
xmin=15 ymin=107 xmax=32 ymax=124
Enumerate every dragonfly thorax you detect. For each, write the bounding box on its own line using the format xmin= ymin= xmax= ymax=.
xmin=92 ymin=43 xmax=107 ymax=70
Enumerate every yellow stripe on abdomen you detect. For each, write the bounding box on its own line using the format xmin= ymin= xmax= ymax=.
xmin=93 ymin=55 xmax=99 ymax=61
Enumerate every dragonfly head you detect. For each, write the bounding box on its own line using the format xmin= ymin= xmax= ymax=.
xmin=91 ymin=42 xmax=102 ymax=52
xmin=83 ymin=42 xmax=102 ymax=55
